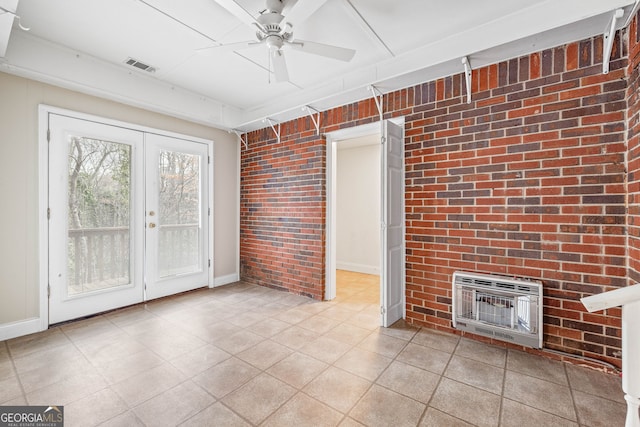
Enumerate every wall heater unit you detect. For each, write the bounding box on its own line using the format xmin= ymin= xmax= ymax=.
xmin=452 ymin=271 xmax=543 ymax=348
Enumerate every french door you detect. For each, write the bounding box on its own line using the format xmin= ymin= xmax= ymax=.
xmin=48 ymin=114 xmax=211 ymax=324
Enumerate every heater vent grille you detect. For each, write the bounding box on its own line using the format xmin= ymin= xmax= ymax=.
xmin=124 ymin=57 xmax=156 ymax=73
xmin=452 ymin=271 xmax=543 ymax=348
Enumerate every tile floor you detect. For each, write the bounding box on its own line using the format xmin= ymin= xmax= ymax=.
xmin=0 ymin=270 xmax=627 ymax=426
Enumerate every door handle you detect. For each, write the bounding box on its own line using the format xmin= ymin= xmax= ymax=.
xmin=148 ymin=222 xmax=156 ymax=229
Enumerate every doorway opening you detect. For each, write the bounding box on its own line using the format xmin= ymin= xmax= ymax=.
xmin=335 ymin=134 xmax=381 ymax=306
xmin=325 ymin=119 xmax=405 ymax=327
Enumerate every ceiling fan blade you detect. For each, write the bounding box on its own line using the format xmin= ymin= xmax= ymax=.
xmin=271 ymin=49 xmax=289 ymax=82
xmin=213 ymin=0 xmax=263 ymax=31
xmin=282 ymin=0 xmax=328 ymax=27
xmin=196 ymin=40 xmax=260 ymax=55
xmin=288 ymin=39 xmax=356 ymax=62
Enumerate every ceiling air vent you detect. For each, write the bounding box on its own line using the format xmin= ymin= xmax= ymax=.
xmin=124 ymin=57 xmax=156 ymax=73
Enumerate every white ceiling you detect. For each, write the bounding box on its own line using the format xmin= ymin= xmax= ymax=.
xmin=0 ymin=0 xmax=637 ymax=132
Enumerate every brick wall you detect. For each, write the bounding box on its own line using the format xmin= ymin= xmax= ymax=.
xmin=241 ymin=27 xmax=632 ymax=366
xmin=628 ymin=13 xmax=640 ymax=286
xmin=241 ymin=126 xmax=326 ymax=299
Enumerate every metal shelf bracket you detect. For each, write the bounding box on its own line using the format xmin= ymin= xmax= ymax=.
xmin=231 ymin=129 xmax=247 ymax=149
xmin=368 ymin=85 xmax=383 ymax=122
xmin=462 ymin=56 xmax=472 ymax=104
xmin=263 ymin=118 xmax=280 ymax=143
xmin=302 ymin=105 xmax=321 ymax=135
xmin=603 ymin=8 xmax=624 ymax=74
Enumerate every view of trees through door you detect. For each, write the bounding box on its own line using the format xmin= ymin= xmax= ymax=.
xmin=157 ymin=149 xmax=202 ymax=278
xmin=47 ymin=110 xmax=212 ymax=324
xmin=67 ymin=136 xmax=132 ymax=295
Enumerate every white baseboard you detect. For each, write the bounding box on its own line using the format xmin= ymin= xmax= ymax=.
xmin=213 ymin=272 xmax=240 ymax=287
xmin=0 ymin=317 xmax=45 ymax=341
xmin=336 ymin=261 xmax=380 ymax=276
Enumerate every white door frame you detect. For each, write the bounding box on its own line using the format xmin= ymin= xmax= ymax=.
xmin=324 ymin=118 xmax=405 ymax=318
xmin=38 ymin=105 xmax=214 ymax=326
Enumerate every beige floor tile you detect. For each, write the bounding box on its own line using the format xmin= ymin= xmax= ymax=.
xmin=506 ymin=349 xmax=568 ymax=385
xmin=454 ymin=338 xmax=507 ymax=367
xmin=64 ymin=388 xmax=128 ymax=427
xmin=135 ymin=330 xmax=206 ymax=360
xmin=226 ymin=311 xmax=267 ymax=328
xmin=262 ymin=392 xmax=344 ymax=427
xmin=357 ymin=330 xmax=408 ymax=358
xmin=376 ymin=361 xmax=440 ymax=404
xmin=379 ymin=319 xmax=419 ymax=341
xmin=338 ymin=417 xmax=366 ymax=427
xmin=13 ymin=344 xmax=94 ymax=393
xmin=26 ymin=370 xmax=107 ymax=406
xmin=267 ymin=352 xmax=328 ymax=389
xmin=192 ymin=357 xmax=260 ymax=399
xmin=419 ymin=408 xmax=474 ymax=427
xmin=12 ymin=342 xmax=83 ymax=374
xmin=61 ymin=315 xmax=122 ymax=343
xmin=565 ymin=364 xmax=625 ymax=403
xmin=296 ymin=300 xmax=331 ymax=315
xmin=0 ymin=270 xmax=626 ymax=427
xmin=344 ymin=311 xmax=381 ymax=330
xmin=298 ymin=315 xmax=341 ymax=334
xmin=213 ymin=329 xmax=264 ymax=354
xmin=169 ymin=344 xmax=230 ymax=377
xmin=104 ymin=305 xmax=159 ymax=328
xmin=119 ymin=316 xmax=177 ymax=337
xmin=194 ymin=321 xmax=242 ymax=343
xmin=276 ymin=293 xmax=312 ymax=307
xmin=303 ymin=366 xmax=372 ymax=413
xmin=318 ymin=306 xmax=359 ymax=323
xmin=334 ymin=347 xmax=391 ymax=381
xmin=0 ymin=376 xmax=23 ymax=403
xmin=0 ymin=357 xmax=14 ymax=381
xmin=444 ymin=355 xmax=504 ymax=394
xmin=0 ymin=342 xmax=8 ymax=358
xmin=1 ymin=395 xmax=28 ymax=406
xmin=323 ymin=323 xmax=372 ymax=345
xmin=248 ymin=317 xmax=291 ymax=338
xmin=275 ymin=307 xmax=314 ymax=324
xmin=396 ymin=342 xmax=452 ymax=374
xmin=7 ymin=328 xmax=70 ymax=358
xmin=350 ymin=384 xmax=426 ymax=427
xmin=236 ymin=339 xmax=292 ymax=370
xmin=271 ymin=325 xmax=319 ymax=350
xmin=110 ymin=363 xmax=186 ymax=407
xmin=179 ymin=402 xmax=251 ymax=427
xmin=299 ymin=335 xmax=353 ymax=364
xmin=95 ymin=349 xmax=165 ymax=385
xmin=133 ymin=380 xmax=215 ymax=426
xmin=336 ymin=300 xmax=371 ymax=313
xmin=19 ymin=354 xmax=98 ymax=393
xmin=222 ymin=373 xmax=296 ymax=425
xmin=75 ymin=334 xmax=149 ymax=366
xmin=500 ymin=398 xmax=578 ymax=427
xmin=411 ymin=328 xmax=460 ymax=353
xmin=503 ymin=370 xmax=576 ymax=421
xmin=572 ymin=390 xmax=627 ymax=427
xmin=98 ymin=410 xmax=146 ymax=427
xmin=430 ymin=378 xmax=501 ymax=427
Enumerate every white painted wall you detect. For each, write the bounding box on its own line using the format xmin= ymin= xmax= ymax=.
xmin=336 ymin=138 xmax=380 ymax=275
xmin=0 ymin=71 xmax=239 ymax=336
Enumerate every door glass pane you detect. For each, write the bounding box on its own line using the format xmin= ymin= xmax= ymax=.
xmin=67 ymin=136 xmax=131 ymax=296
xmin=158 ymin=150 xmax=201 ymax=278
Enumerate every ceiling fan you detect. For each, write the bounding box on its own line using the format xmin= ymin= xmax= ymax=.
xmin=200 ymin=0 xmax=356 ymax=82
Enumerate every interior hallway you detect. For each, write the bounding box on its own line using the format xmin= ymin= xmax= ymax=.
xmin=0 ymin=271 xmax=626 ymax=426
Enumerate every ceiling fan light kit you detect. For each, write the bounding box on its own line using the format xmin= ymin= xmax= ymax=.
xmin=204 ymin=0 xmax=356 ymax=82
